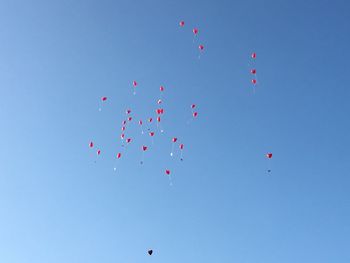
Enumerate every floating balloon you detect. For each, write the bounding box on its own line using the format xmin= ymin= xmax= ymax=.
xmin=120 ymin=133 xmax=125 ymax=139
xmin=126 ymin=138 xmax=132 ymax=143
xmin=172 ymin=137 xmax=177 ymax=143
xmin=126 ymin=109 xmax=131 ymax=114
xmin=121 ymin=126 xmax=126 ymax=131
xmin=157 ymin=99 xmax=162 ymax=104
xmin=148 ymin=250 xmax=153 ymax=256
xmin=160 ymin=86 xmax=164 ymax=92
xmin=148 ymin=118 xmax=153 ymax=123
xmin=191 ymin=104 xmax=196 ymax=109
xmin=252 ymin=79 xmax=257 ymax=85
xmin=251 ymin=69 xmax=256 ymax=74
xmin=117 ymin=153 xmax=122 ymax=159
xmin=97 ymin=149 xmax=101 ymax=155
xmin=89 ymin=141 xmax=94 ymax=148
xmin=251 ymin=52 xmax=256 ymax=59
xmin=128 ymin=117 xmax=132 ymax=121
xmin=165 ymin=170 xmax=170 ymax=175
xmin=199 ymin=44 xmax=204 ymax=51
xmin=193 ymin=112 xmax=198 ymax=118
xmin=179 ymin=21 xmax=185 ymax=27
xmin=266 ymin=153 xmax=273 ymax=159
xmin=132 ymin=80 xmax=137 ymax=87
xmin=149 ymin=132 xmax=155 ymax=137
xmin=142 ymin=146 xmax=148 ymax=151
xmin=101 ymin=97 xmax=107 ymax=101
xmin=193 ymin=28 xmax=199 ymax=35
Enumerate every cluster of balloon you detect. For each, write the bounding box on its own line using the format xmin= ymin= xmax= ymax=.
xmin=179 ymin=20 xmax=205 ymax=58
xmin=89 ymin=79 xmax=200 ymax=182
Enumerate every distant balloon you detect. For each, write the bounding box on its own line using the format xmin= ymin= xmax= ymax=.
xmin=172 ymin=137 xmax=178 ymax=143
xmin=126 ymin=138 xmax=132 ymax=143
xmin=266 ymin=153 xmax=273 ymax=159
xmin=148 ymin=118 xmax=153 ymax=123
xmin=120 ymin=133 xmax=125 ymax=139
xmin=251 ymin=52 xmax=256 ymax=59
xmin=191 ymin=104 xmax=196 ymax=109
xmin=128 ymin=117 xmax=132 ymax=121
xmin=157 ymin=99 xmax=162 ymax=104
xmin=193 ymin=28 xmax=199 ymax=35
xmin=251 ymin=69 xmax=256 ymax=74
xmin=160 ymin=86 xmax=164 ymax=92
xmin=101 ymin=97 xmax=107 ymax=101
xmin=121 ymin=126 xmax=126 ymax=131
xmin=126 ymin=109 xmax=131 ymax=114
xmin=139 ymin=120 xmax=143 ymax=125
xmin=89 ymin=141 xmax=94 ymax=148
xmin=179 ymin=21 xmax=185 ymax=27
xmin=180 ymin=144 xmax=184 ymax=150
xmin=142 ymin=146 xmax=148 ymax=151
xmin=198 ymin=44 xmax=204 ymax=51
xmin=149 ymin=132 xmax=155 ymax=137
xmin=165 ymin=170 xmax=171 ymax=175
xmin=117 ymin=153 xmax=122 ymax=159
xmin=157 ymin=116 xmax=161 ymax=122
xmin=252 ymin=79 xmax=257 ymax=85
xmin=97 ymin=149 xmax=101 ymax=155
xmin=193 ymin=112 xmax=198 ymax=118
xmin=148 ymin=250 xmax=153 ymax=256
xmin=133 ymin=80 xmax=137 ymax=87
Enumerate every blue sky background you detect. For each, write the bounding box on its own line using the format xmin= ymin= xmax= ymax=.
xmin=0 ymin=0 xmax=349 ymax=262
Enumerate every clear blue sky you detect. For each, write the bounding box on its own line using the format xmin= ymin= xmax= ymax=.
xmin=0 ymin=0 xmax=349 ymax=262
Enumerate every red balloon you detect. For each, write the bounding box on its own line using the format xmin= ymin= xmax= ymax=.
xmin=179 ymin=144 xmax=184 ymax=150
xmin=101 ymin=97 xmax=107 ymax=101
xmin=148 ymin=118 xmax=153 ymax=123
xmin=128 ymin=117 xmax=132 ymax=121
xmin=165 ymin=169 xmax=171 ymax=175
xmin=199 ymin=44 xmax=204 ymax=50
xmin=139 ymin=120 xmax=143 ymax=125
xmin=172 ymin=137 xmax=177 ymax=143
xmin=149 ymin=132 xmax=155 ymax=137
xmin=97 ymin=149 xmax=101 ymax=155
xmin=126 ymin=109 xmax=131 ymax=114
xmin=266 ymin=153 xmax=273 ymax=159
xmin=122 ymin=120 xmax=127 ymax=125
xmin=89 ymin=141 xmax=94 ymax=148
xmin=193 ymin=28 xmax=199 ymax=35
xmin=132 ymin=80 xmax=137 ymax=87
xmin=157 ymin=116 xmax=161 ymax=122
xmin=193 ymin=112 xmax=198 ymax=117
xmin=251 ymin=69 xmax=256 ymax=74
xmin=121 ymin=133 xmax=125 ymax=139
xmin=126 ymin=138 xmax=132 ymax=143
xmin=142 ymin=146 xmax=148 ymax=151
xmin=252 ymin=79 xmax=257 ymax=84
xmin=179 ymin=21 xmax=185 ymax=27
xmin=160 ymin=86 xmax=164 ymax=92
xmin=191 ymin=104 xmax=196 ymax=109
xmin=251 ymin=52 xmax=256 ymax=59
xmin=121 ymin=126 xmax=126 ymax=131
xmin=117 ymin=153 xmax=122 ymax=159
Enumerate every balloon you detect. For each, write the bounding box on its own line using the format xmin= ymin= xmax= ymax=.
xmin=191 ymin=104 xmax=196 ymax=109
xmin=157 ymin=116 xmax=161 ymax=122
xmin=97 ymin=149 xmax=101 ymax=155
xmin=266 ymin=153 xmax=273 ymax=159
xmin=126 ymin=138 xmax=132 ymax=143
xmin=193 ymin=28 xmax=199 ymax=35
xmin=121 ymin=133 xmax=125 ymax=139
xmin=193 ymin=112 xmax=198 ymax=117
xmin=251 ymin=69 xmax=256 ymax=74
xmin=132 ymin=80 xmax=137 ymax=87
xmin=126 ymin=109 xmax=131 ymax=114
xmin=117 ymin=153 xmax=121 ymax=159
xmin=139 ymin=120 xmax=143 ymax=125
xmin=101 ymin=97 xmax=107 ymax=101
xmin=172 ymin=137 xmax=177 ymax=143
xmin=199 ymin=44 xmax=204 ymax=50
xmin=251 ymin=52 xmax=256 ymax=59
xmin=160 ymin=86 xmax=164 ymax=92
xmin=89 ymin=141 xmax=94 ymax=148
xmin=148 ymin=118 xmax=153 ymax=123
xmin=121 ymin=126 xmax=126 ymax=131
xmin=157 ymin=99 xmax=162 ymax=104
xmin=179 ymin=144 xmax=184 ymax=150
xmin=122 ymin=120 xmax=127 ymax=125
xmin=142 ymin=146 xmax=148 ymax=151
xmin=165 ymin=170 xmax=170 ymax=175
xmin=179 ymin=21 xmax=185 ymax=27
xmin=252 ymin=79 xmax=257 ymax=84
xmin=148 ymin=250 xmax=153 ymax=256
xmin=128 ymin=117 xmax=132 ymax=121
xmin=149 ymin=132 xmax=155 ymax=137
